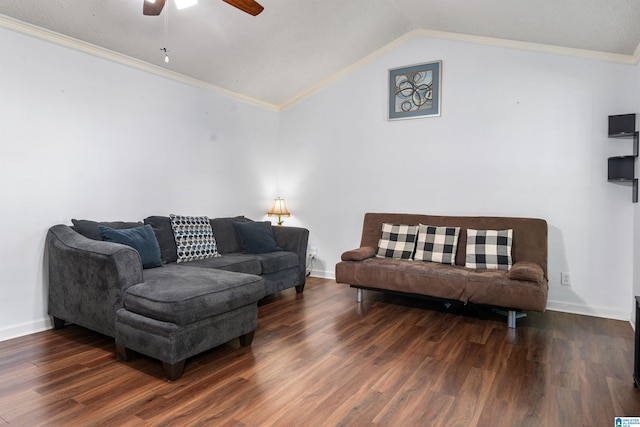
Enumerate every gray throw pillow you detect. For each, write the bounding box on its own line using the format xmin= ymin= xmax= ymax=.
xmin=233 ymin=221 xmax=282 ymax=254
xmin=98 ymin=224 xmax=163 ymax=269
xmin=72 ymin=219 xmax=142 ymax=241
xmin=210 ymin=216 xmax=251 ymax=254
xmin=144 ymin=216 xmax=178 ymax=264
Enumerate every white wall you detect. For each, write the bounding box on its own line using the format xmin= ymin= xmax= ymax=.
xmin=280 ymin=35 xmax=639 ymax=320
xmin=0 ymin=28 xmax=280 ymax=340
xmin=2 ymin=27 xmax=639 ymax=341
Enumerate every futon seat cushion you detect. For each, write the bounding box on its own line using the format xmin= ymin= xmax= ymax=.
xmin=125 ymin=265 xmax=265 ymax=326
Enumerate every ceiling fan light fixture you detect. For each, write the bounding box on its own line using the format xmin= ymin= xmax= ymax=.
xmin=175 ymin=0 xmax=197 ymax=10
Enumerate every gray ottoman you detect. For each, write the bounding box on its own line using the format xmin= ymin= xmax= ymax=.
xmin=115 ymin=265 xmax=265 ymax=380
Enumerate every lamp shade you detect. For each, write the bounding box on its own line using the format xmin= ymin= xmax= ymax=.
xmin=267 ymin=198 xmax=291 ymax=217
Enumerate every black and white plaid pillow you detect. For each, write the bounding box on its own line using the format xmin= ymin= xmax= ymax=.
xmin=376 ymin=223 xmax=418 ymax=260
xmin=414 ymin=224 xmax=460 ymax=265
xmin=465 ymin=229 xmax=513 ymax=270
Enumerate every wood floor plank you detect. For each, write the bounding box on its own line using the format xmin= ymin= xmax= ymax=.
xmin=440 ymin=366 xmax=496 ymax=426
xmin=1 ymin=277 xmax=639 ymax=426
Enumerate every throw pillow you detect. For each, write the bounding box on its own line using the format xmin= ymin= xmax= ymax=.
xmin=143 ymin=216 xmax=178 ymax=264
xmin=233 ymin=221 xmax=282 ymax=254
xmin=98 ymin=224 xmax=163 ymax=269
xmin=72 ymin=219 xmax=142 ymax=241
xmin=376 ymin=223 xmax=418 ymax=260
xmin=414 ymin=224 xmax=460 ymax=265
xmin=170 ymin=214 xmax=220 ymax=263
xmin=210 ymin=216 xmax=251 ymax=254
xmin=465 ymin=229 xmax=513 ymax=270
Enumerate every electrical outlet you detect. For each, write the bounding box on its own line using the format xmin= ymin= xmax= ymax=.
xmin=561 ymin=272 xmax=571 ymax=286
xmin=311 ymin=248 xmax=318 ymax=257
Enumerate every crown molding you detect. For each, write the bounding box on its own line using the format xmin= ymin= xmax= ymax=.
xmin=419 ymin=29 xmax=639 ymax=65
xmin=3 ymin=14 xmax=638 ymax=112
xmin=280 ymin=30 xmax=419 ymax=110
xmin=282 ymin=28 xmax=639 ymax=110
xmin=0 ymin=15 xmax=279 ymax=111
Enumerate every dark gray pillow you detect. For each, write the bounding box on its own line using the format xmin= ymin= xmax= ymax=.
xmin=210 ymin=216 xmax=251 ymax=254
xmin=72 ymin=219 xmax=142 ymax=241
xmin=98 ymin=224 xmax=163 ymax=269
xmin=233 ymin=221 xmax=282 ymax=254
xmin=143 ymin=216 xmax=178 ymax=264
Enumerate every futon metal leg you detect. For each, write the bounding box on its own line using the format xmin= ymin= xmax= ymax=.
xmin=356 ymin=288 xmax=363 ymax=303
xmin=508 ymin=310 xmax=516 ymax=329
xmin=492 ymin=308 xmax=527 ymax=328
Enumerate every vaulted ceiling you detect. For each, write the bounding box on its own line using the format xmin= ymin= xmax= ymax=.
xmin=2 ymin=0 xmax=639 ymax=108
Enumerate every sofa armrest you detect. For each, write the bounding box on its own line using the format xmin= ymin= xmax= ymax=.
xmin=271 ymin=226 xmax=310 ymax=286
xmin=46 ymin=224 xmax=144 ymax=337
xmin=341 ymin=247 xmax=376 ymax=261
xmin=507 ymin=261 xmax=545 ymax=283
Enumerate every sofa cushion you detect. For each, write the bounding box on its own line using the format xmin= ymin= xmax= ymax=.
xmin=233 ymin=221 xmax=282 ymax=254
xmin=183 ymin=251 xmax=298 ymax=275
xmin=98 ymin=224 xmax=163 ymax=269
xmin=249 ymin=251 xmax=299 ymax=274
xmin=376 ymin=223 xmax=418 ymax=260
xmin=414 ymin=224 xmax=460 ymax=265
xmin=465 ymin=229 xmax=513 ymax=270
xmin=126 ymin=265 xmax=264 ymax=325
xmin=72 ymin=219 xmax=142 ymax=241
xmin=144 ymin=216 xmax=178 ymax=264
xmin=336 ymin=257 xmax=547 ymax=312
xmin=210 ymin=216 xmax=251 ymax=254
xmin=170 ymin=214 xmax=219 ymax=262
xmin=178 ymin=253 xmax=262 ymax=275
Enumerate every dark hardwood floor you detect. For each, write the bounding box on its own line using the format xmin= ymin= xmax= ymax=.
xmin=1 ymin=277 xmax=639 ymax=426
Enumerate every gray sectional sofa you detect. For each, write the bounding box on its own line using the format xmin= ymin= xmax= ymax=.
xmin=46 ymin=215 xmax=309 ymax=380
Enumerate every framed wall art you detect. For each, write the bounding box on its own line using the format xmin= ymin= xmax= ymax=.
xmin=388 ymin=60 xmax=442 ymax=120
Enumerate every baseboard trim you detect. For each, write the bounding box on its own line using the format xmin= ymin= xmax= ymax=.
xmin=309 ymin=269 xmax=336 ymax=280
xmin=545 ymin=300 xmax=631 ymax=322
xmin=0 ymin=317 xmax=53 ymax=342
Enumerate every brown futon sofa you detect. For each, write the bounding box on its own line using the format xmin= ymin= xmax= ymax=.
xmin=335 ymin=213 xmax=548 ymax=328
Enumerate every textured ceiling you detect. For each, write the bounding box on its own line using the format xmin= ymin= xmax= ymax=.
xmin=1 ymin=0 xmax=639 ymax=107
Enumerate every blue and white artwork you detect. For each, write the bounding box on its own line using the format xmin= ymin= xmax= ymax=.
xmin=388 ymin=61 xmax=441 ymax=120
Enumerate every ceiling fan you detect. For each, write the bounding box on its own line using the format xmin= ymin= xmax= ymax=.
xmin=143 ymin=0 xmax=264 ymax=17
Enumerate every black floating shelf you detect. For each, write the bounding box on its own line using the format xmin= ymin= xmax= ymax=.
xmin=610 ymin=132 xmax=638 ymax=138
xmin=607 ymin=115 xmax=638 ymax=203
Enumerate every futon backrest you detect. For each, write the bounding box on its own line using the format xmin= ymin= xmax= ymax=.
xmin=360 ymin=213 xmax=548 ymax=278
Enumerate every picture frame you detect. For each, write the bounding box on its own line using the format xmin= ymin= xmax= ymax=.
xmin=388 ymin=60 xmax=442 ymax=120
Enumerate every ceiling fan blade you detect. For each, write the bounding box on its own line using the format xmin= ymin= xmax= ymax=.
xmin=222 ymin=0 xmax=264 ymax=16
xmin=143 ymin=0 xmax=166 ymax=16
